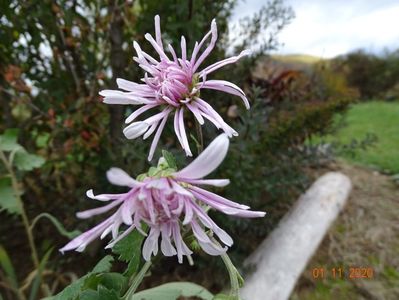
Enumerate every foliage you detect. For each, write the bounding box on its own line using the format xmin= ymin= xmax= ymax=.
xmin=112 ymin=228 xmax=147 ymax=277
xmin=0 ymin=128 xmax=45 ymax=215
xmin=332 ymin=49 xmax=399 ymax=100
xmin=131 ymin=282 xmax=214 ymax=300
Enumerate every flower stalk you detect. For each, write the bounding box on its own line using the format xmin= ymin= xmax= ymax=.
xmin=123 ymin=260 xmax=152 ymax=300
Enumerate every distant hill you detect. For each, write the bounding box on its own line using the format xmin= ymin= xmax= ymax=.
xmin=253 ymin=54 xmax=328 ymax=79
xmin=272 ymin=54 xmax=324 ymax=65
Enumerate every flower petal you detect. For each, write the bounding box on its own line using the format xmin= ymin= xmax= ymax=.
xmin=99 ymin=90 xmax=150 ymax=105
xmin=76 ymin=199 xmax=123 ymax=219
xmin=106 ymin=167 xmax=139 ymax=187
xmin=173 ymin=133 xmax=229 ymax=179
xmin=86 ymin=189 xmax=125 ymax=201
xmin=200 ymin=80 xmax=250 ymax=109
xmin=182 ymin=179 xmax=230 ymax=187
xmin=123 ymin=121 xmax=149 ymax=139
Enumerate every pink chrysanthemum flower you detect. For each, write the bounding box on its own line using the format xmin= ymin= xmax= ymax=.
xmin=100 ymin=15 xmax=251 ymax=161
xmin=60 ymin=134 xmax=265 ymax=263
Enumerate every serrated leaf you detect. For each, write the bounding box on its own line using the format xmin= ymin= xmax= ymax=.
xmin=48 ymin=275 xmax=88 ymax=300
xmin=0 ymin=178 xmax=21 ymax=214
xmin=13 ymin=150 xmax=45 ymax=171
xmin=91 ymin=255 xmax=114 ymax=273
xmin=49 ymin=256 xmax=114 ymax=300
xmin=131 ymin=282 xmax=214 ymax=300
xmin=162 ymin=150 xmax=177 ymax=169
xmin=112 ymin=228 xmax=146 ymax=276
xmin=0 ymin=129 xmax=21 ymax=152
xmin=97 ymin=273 xmax=127 ymax=293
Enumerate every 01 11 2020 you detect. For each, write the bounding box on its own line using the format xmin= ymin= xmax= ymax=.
xmin=311 ymin=267 xmax=374 ymax=279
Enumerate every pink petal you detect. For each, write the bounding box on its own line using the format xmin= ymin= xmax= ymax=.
xmin=59 ymin=218 xmax=112 ymax=253
xmin=199 ymin=49 xmax=251 ymax=77
xmin=154 ymin=15 xmax=164 ymax=50
xmin=178 ymin=107 xmax=192 ymax=156
xmin=200 ymin=79 xmax=250 ymax=109
xmin=125 ymin=104 xmax=158 ymax=124
xmin=142 ymin=227 xmax=160 ymax=261
xmin=148 ymin=112 xmax=169 ymax=161
xmin=76 ymin=199 xmax=123 ymax=219
xmin=193 ymin=19 xmax=217 ymax=72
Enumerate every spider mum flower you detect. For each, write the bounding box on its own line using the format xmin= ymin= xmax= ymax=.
xmin=100 ymin=15 xmax=251 ymax=161
xmin=60 ymin=134 xmax=265 ymax=263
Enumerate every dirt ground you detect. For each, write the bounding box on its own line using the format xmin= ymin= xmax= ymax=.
xmin=290 ymin=161 xmax=399 ymax=300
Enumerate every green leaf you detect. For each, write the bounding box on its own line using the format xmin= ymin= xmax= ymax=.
xmin=98 ymin=273 xmax=127 ymax=293
xmin=92 ymin=255 xmax=114 ymax=273
xmin=112 ymin=228 xmax=146 ymax=276
xmin=79 ymin=286 xmax=120 ymax=300
xmin=29 ymin=248 xmax=53 ymax=300
xmin=162 ymin=150 xmax=177 ymax=169
xmin=13 ymin=150 xmax=45 ymax=171
xmin=97 ymin=286 xmax=120 ymax=300
xmin=0 ymin=129 xmax=21 ymax=152
xmin=48 ymin=256 xmax=115 ymax=300
xmin=84 ymin=273 xmax=127 ymax=294
xmin=48 ymin=275 xmax=88 ymax=300
xmin=30 ymin=213 xmax=81 ymax=239
xmin=212 ymin=294 xmax=238 ymax=300
xmin=131 ymin=282 xmax=214 ymax=300
xmin=0 ymin=178 xmax=21 ymax=214
xmin=35 ymin=133 xmax=50 ymax=148
xmin=0 ymin=245 xmax=18 ymax=289
xmin=148 ymin=167 xmax=158 ymax=177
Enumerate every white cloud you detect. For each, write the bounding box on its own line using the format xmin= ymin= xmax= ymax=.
xmin=231 ymin=0 xmax=399 ymax=57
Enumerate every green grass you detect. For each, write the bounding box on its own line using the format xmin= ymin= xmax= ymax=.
xmin=318 ymin=101 xmax=399 ymax=173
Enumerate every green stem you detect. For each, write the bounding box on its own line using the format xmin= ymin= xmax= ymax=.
xmin=220 ymin=253 xmax=240 ymax=298
xmin=123 ymin=260 xmax=152 ymax=299
xmin=0 ymin=151 xmax=39 ymax=269
xmin=210 ymin=236 xmax=241 ymax=299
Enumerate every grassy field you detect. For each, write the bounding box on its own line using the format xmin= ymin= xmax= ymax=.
xmin=318 ymin=101 xmax=399 ymax=174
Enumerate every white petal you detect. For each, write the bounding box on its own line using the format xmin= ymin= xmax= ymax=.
xmin=106 ymin=167 xmax=139 ymax=187
xmin=123 ymin=122 xmax=149 ymax=139
xmin=183 ymin=179 xmax=230 ymax=187
xmin=173 ymin=134 xmax=229 ymax=179
xmin=86 ymin=189 xmax=124 ymax=201
xmin=100 ymin=90 xmax=148 ymax=105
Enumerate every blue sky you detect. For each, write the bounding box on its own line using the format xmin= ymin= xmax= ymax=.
xmin=231 ymin=0 xmax=399 ymax=58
